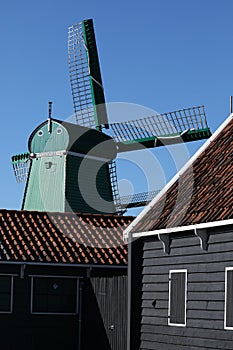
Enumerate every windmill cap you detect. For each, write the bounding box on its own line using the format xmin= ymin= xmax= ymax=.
xmin=28 ymin=119 xmax=117 ymax=161
xmin=61 ymin=120 xmax=117 ymax=160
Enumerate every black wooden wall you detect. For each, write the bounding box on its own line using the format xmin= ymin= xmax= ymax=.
xmin=0 ymin=265 xmax=80 ymax=350
xmin=138 ymin=226 xmax=233 ymax=350
xmin=91 ymin=276 xmax=128 ymax=350
xmin=0 ymin=264 xmax=127 ymax=350
xmin=81 ymin=274 xmax=128 ymax=350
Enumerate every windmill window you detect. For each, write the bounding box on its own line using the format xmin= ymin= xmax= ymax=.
xmin=56 ymin=128 xmax=62 ymax=134
xmin=30 ymin=276 xmax=78 ymax=315
xmin=37 ymin=130 xmax=44 ymax=137
xmin=0 ymin=275 xmax=13 ymax=313
xmin=224 ymin=267 xmax=233 ymax=330
xmin=45 ymin=162 xmax=53 ymax=170
xmin=168 ymin=269 xmax=187 ymax=327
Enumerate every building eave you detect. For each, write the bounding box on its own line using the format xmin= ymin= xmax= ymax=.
xmin=0 ymin=260 xmax=127 ymax=269
xmin=130 ymin=218 xmax=233 ymax=239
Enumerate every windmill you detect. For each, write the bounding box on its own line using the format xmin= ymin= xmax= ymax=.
xmin=12 ymin=19 xmax=211 ymax=215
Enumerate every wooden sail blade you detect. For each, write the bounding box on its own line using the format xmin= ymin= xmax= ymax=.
xmin=68 ymin=19 xmax=108 ymax=130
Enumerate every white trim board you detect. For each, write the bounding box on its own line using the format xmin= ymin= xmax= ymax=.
xmin=130 ymin=218 xmax=233 ymax=239
xmin=124 ymin=113 xmax=233 ymax=239
xmin=32 ymin=150 xmax=111 ymax=162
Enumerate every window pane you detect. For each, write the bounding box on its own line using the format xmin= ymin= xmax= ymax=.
xmin=32 ymin=277 xmax=77 ymax=314
xmin=0 ymin=276 xmax=12 ymax=312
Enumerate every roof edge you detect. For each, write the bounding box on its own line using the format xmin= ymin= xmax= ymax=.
xmin=130 ymin=218 xmax=233 ymax=239
xmin=0 ymin=261 xmax=127 ymax=268
xmin=124 ymin=113 xmax=233 ymax=238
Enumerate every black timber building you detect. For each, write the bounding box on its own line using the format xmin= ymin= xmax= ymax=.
xmin=0 ymin=210 xmax=133 ymax=350
xmin=125 ymin=114 xmax=233 ymax=350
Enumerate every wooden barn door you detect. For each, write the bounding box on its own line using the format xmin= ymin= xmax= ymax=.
xmin=91 ymin=275 xmax=127 ymax=350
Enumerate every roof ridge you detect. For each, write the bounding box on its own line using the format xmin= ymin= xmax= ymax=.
xmin=0 ymin=209 xmax=134 ymax=220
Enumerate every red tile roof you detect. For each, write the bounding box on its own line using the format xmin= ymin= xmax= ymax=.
xmin=127 ymin=115 xmax=233 ymax=234
xmin=0 ymin=210 xmax=133 ymax=265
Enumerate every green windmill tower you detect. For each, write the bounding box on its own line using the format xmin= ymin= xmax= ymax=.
xmin=12 ymin=19 xmax=212 ymax=214
xmin=12 ymin=104 xmax=117 ymax=214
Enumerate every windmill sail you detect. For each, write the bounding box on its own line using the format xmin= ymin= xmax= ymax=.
xmin=12 ymin=18 xmax=213 ymax=216
xmin=119 ymin=190 xmax=160 ymax=208
xmin=68 ymin=19 xmax=122 ymax=214
xmin=12 ymin=153 xmax=30 ymax=183
xmin=108 ymin=159 xmax=123 ymax=214
xmin=108 ymin=105 xmax=211 ymax=152
xmin=68 ymin=19 xmax=108 ymax=130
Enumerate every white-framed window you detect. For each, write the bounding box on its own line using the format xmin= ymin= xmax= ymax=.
xmin=30 ymin=275 xmax=79 ymax=315
xmin=224 ymin=267 xmax=233 ymax=330
xmin=0 ymin=274 xmax=14 ymax=313
xmin=168 ymin=269 xmax=187 ymax=327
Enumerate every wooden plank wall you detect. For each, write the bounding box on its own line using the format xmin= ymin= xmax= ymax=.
xmin=141 ymin=227 xmax=233 ymax=350
xmin=91 ymin=275 xmax=128 ymax=350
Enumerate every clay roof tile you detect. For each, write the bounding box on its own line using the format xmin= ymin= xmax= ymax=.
xmin=129 ymin=116 xmax=233 ymax=233
xmin=0 ymin=210 xmax=133 ymax=265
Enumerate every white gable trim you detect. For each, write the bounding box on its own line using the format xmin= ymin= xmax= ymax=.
xmin=130 ymin=218 xmax=233 ymax=239
xmin=123 ymin=113 xmax=233 ymax=239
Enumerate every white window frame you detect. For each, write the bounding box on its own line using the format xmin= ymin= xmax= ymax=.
xmin=168 ymin=269 xmax=187 ymax=327
xmin=30 ymin=275 xmax=79 ymax=315
xmin=0 ymin=274 xmax=14 ymax=314
xmin=224 ymin=267 xmax=233 ymax=330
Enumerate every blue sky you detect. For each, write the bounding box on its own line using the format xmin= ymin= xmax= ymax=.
xmin=0 ymin=0 xmax=233 ymax=214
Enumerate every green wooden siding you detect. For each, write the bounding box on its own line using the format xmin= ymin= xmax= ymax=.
xmin=65 ymin=155 xmax=115 ymax=214
xmin=30 ymin=121 xmax=69 ymax=153
xmin=23 ymin=155 xmax=65 ymax=212
xmin=24 ymin=119 xmax=116 ymax=214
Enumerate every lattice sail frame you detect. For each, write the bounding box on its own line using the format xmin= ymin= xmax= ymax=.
xmin=108 ymin=105 xmax=209 ymax=144
xmin=12 ymin=153 xmax=30 ymax=183
xmin=119 ymin=190 xmax=160 ymax=209
xmin=108 ymin=159 xmax=123 ymax=215
xmin=68 ymin=19 xmax=122 ymax=214
xmin=68 ymin=22 xmax=96 ymax=127
xmin=68 ymin=19 xmax=108 ymax=129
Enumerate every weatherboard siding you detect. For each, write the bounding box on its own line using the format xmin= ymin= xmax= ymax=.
xmin=91 ymin=276 xmax=128 ymax=350
xmin=65 ymin=154 xmax=115 ymax=214
xmin=140 ymin=226 xmax=233 ymax=350
xmin=23 ymin=155 xmax=65 ymax=212
xmin=0 ymin=264 xmax=127 ymax=350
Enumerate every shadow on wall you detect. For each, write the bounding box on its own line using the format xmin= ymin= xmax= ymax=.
xmin=82 ymin=278 xmax=112 ymax=350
